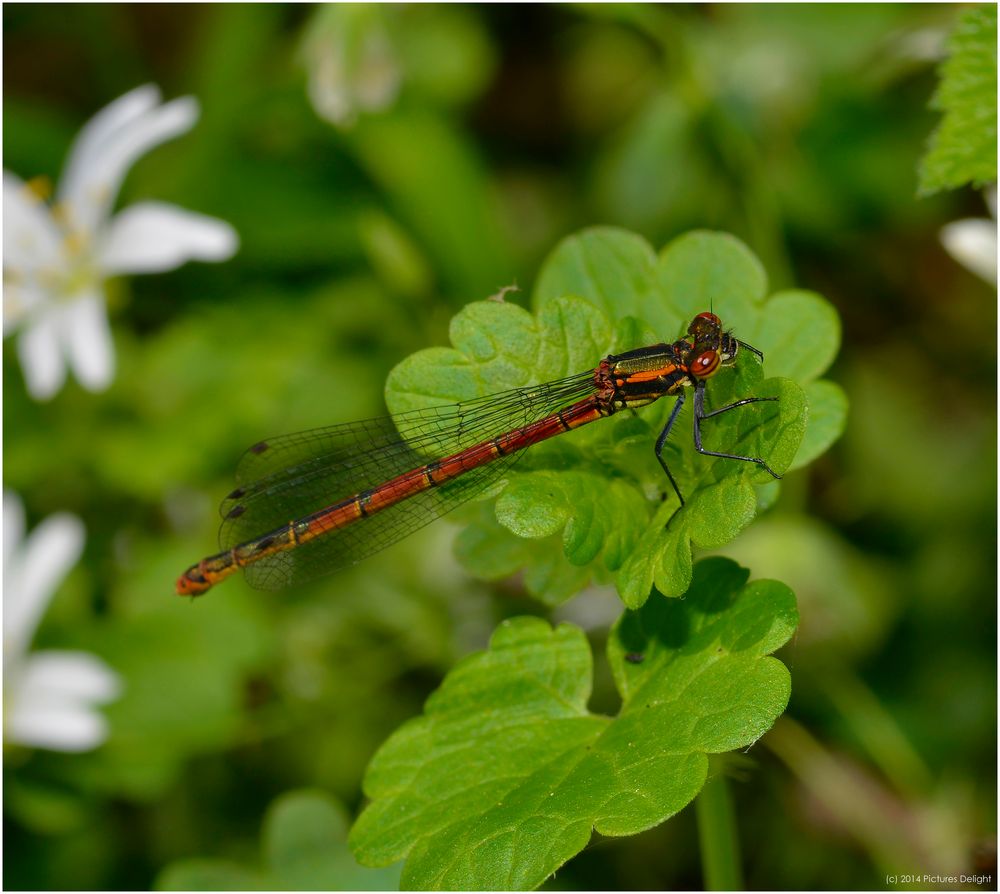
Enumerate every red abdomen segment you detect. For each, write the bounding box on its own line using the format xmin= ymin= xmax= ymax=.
xmin=175 ymin=397 xmax=606 ymax=596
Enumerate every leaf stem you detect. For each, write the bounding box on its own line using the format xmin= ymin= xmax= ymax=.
xmin=695 ymin=770 xmax=744 ymax=891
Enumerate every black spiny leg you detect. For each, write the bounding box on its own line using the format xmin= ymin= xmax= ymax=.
xmin=654 ymin=393 xmax=687 ymax=507
xmin=692 ymin=381 xmax=781 ymax=479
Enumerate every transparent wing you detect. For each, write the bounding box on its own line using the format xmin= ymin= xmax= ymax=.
xmin=218 ymin=373 xmax=598 ymax=590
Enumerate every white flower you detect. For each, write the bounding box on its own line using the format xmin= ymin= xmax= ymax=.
xmin=3 ymin=84 xmax=239 ymax=401
xmin=3 ymin=491 xmax=122 ymax=752
xmin=302 ymin=6 xmax=401 ymax=127
xmin=940 ymin=186 xmax=997 ymax=286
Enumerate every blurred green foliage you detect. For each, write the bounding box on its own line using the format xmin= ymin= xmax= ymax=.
xmin=3 ymin=4 xmax=995 ymax=891
xmin=156 ymin=789 xmax=401 ymax=890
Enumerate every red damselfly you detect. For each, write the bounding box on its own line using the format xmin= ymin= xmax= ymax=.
xmin=176 ymin=312 xmax=780 ymax=595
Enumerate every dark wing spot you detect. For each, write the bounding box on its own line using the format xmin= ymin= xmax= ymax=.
xmin=226 ymin=504 xmax=247 ymax=519
xmin=625 ymin=652 xmax=645 ymax=664
xmin=226 ymin=487 xmax=245 ymax=500
xmin=249 ymin=441 xmax=269 ymax=454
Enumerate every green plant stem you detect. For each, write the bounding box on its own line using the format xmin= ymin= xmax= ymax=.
xmin=695 ymin=770 xmax=744 ymax=891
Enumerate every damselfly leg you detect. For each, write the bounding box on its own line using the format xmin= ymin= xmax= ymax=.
xmin=691 ymin=381 xmax=781 ymax=478
xmin=653 ymin=385 xmax=781 ymax=508
xmin=654 ymin=394 xmax=688 ymax=506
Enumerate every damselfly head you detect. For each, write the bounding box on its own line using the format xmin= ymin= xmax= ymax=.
xmin=685 ymin=312 xmax=734 ymax=375
xmin=687 ymin=312 xmax=723 ymax=342
xmin=687 ymin=312 xmax=764 ymax=376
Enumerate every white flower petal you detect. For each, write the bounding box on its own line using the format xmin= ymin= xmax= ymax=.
xmin=17 ymin=313 xmax=67 ymax=400
xmin=18 ymin=651 xmax=123 ymax=703
xmin=354 ymin=32 xmax=401 ymax=110
xmin=3 ymin=170 xmax=63 ymax=272
xmin=3 ymin=490 xmax=26 ymax=570
xmin=5 ymin=652 xmax=119 ymax=751
xmin=5 ymin=697 xmax=110 ymax=752
xmin=57 ymin=85 xmax=161 ymax=218
xmin=3 ymin=513 xmax=85 ymax=659
xmin=4 ymin=281 xmax=51 ymax=335
xmin=58 ymin=292 xmax=115 ymax=392
xmin=308 ymin=58 xmax=354 ymax=126
xmin=98 ymin=202 xmax=239 ymax=274
xmin=60 ymin=94 xmax=200 ymax=235
xmin=941 ymin=218 xmax=997 ymax=285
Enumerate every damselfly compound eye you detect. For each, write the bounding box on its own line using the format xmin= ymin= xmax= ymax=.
xmin=690 ymin=349 xmax=721 ymax=377
xmin=695 ymin=312 xmax=721 ymax=326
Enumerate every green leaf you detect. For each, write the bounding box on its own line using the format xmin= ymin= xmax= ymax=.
xmin=918 ymin=5 xmax=997 ymax=196
xmin=454 ymin=505 xmax=596 ymax=606
xmin=744 ymin=290 xmax=841 ymax=383
xmin=495 ymin=471 xmax=650 ymax=569
xmin=386 ymin=229 xmax=838 ymax=604
xmin=157 ymin=860 xmax=274 ymax=892
xmin=156 ymin=790 xmax=401 ymax=891
xmin=790 ymin=380 xmax=849 ymax=472
xmin=264 ymin=791 xmax=402 ymax=890
xmin=533 ymin=226 xmax=661 ymax=327
xmin=350 ymin=558 xmax=797 ymax=890
xmin=655 ymin=230 xmax=769 ymax=330
xmin=386 ymin=296 xmax=611 ymax=411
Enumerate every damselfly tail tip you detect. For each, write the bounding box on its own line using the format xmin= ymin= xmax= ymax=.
xmin=175 ymin=565 xmax=211 ymax=597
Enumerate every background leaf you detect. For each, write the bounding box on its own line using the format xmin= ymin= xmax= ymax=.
xmin=533 ymin=226 xmax=661 ymax=326
xmin=790 ymin=380 xmax=849 ymax=472
xmin=156 ymin=790 xmax=401 ymax=891
xmin=918 ymin=5 xmax=998 ymax=195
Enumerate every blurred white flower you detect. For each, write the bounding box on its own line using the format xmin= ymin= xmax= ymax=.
xmin=3 ymin=491 xmax=122 ymax=752
xmin=3 ymin=84 xmax=239 ymax=401
xmin=302 ymin=5 xmax=401 ymax=127
xmin=940 ymin=186 xmax=997 ymax=286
